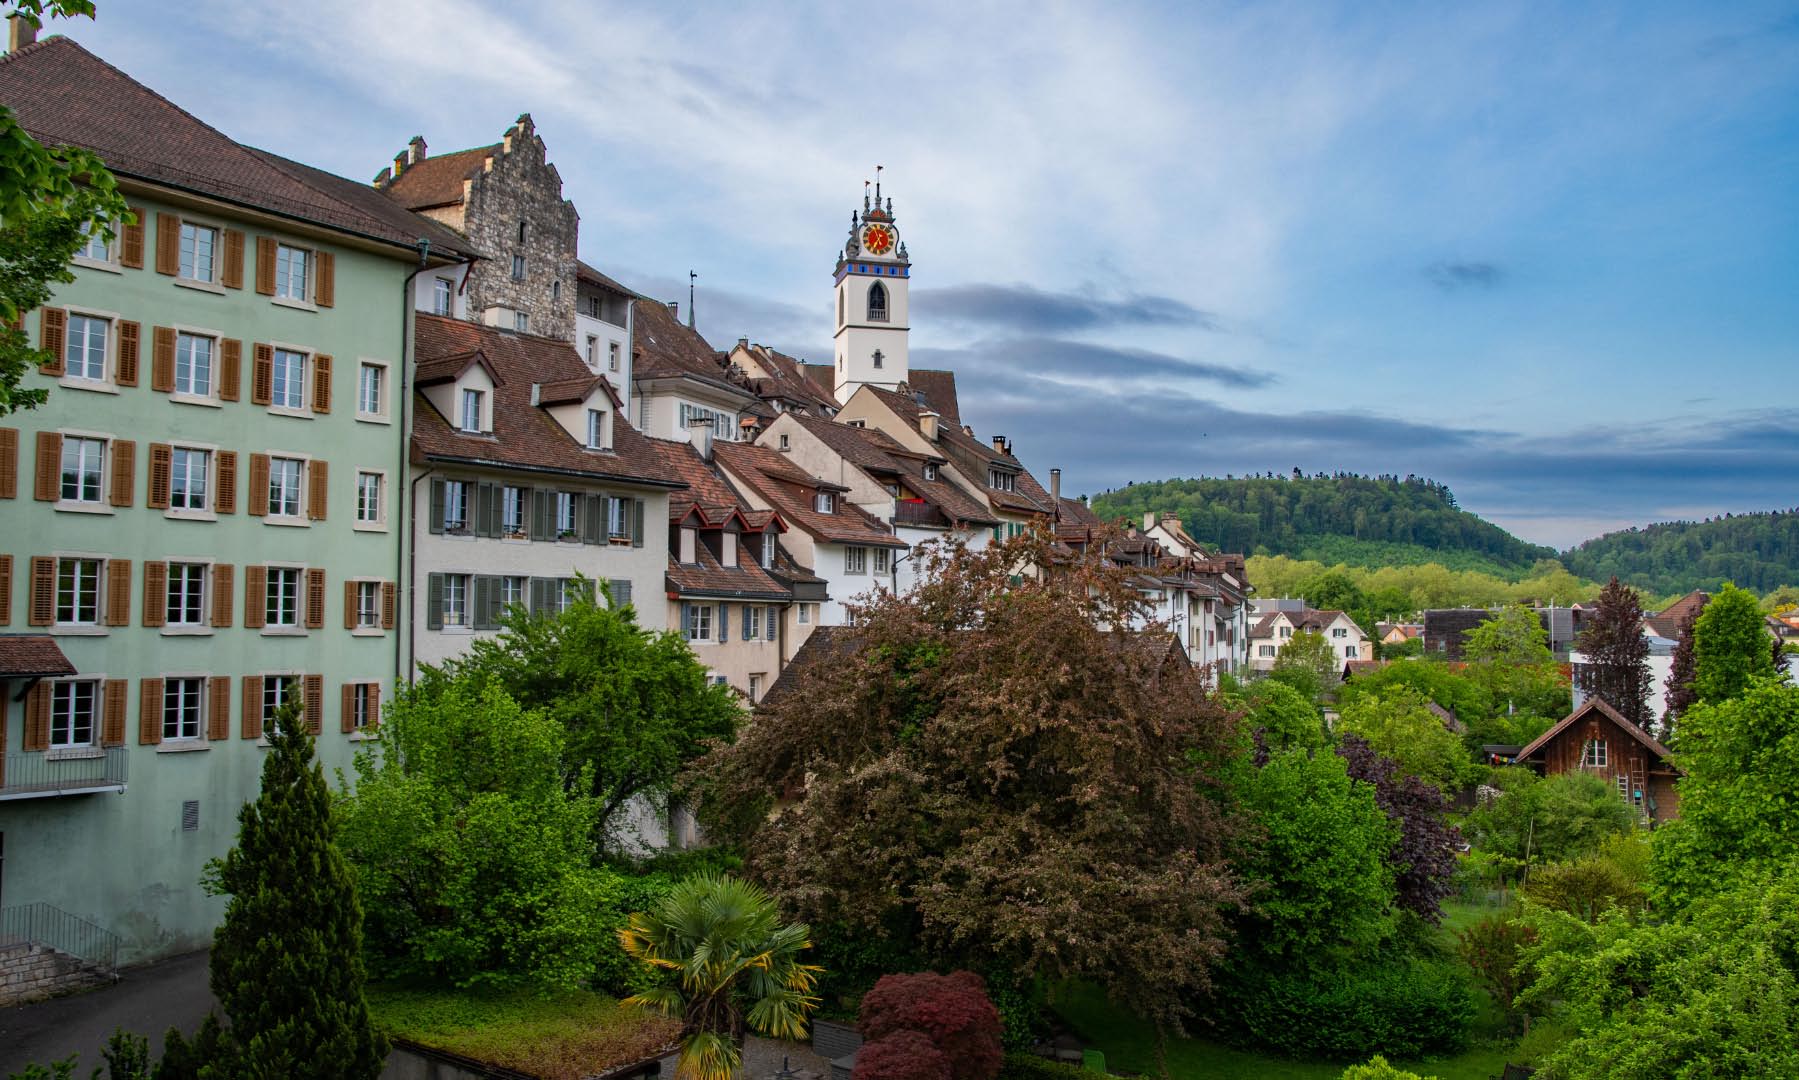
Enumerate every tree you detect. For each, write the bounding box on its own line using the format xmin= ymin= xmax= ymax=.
xmin=858 ymin=971 xmax=1002 ymax=1080
xmin=203 ymin=699 xmax=385 ymax=1079
xmin=1457 ymin=915 xmax=1535 ymax=1030
xmin=1574 ymin=577 xmax=1652 ymax=729
xmin=1665 ymin=611 xmax=1701 ymax=731
xmin=1462 ymin=605 xmax=1570 ymax=722
xmin=0 ymin=1 xmax=131 ymax=416
xmin=1336 ymin=734 xmax=1459 ymax=923
xmin=1464 ymin=604 xmax=1552 ymax=667
xmin=1461 ymin=769 xmax=1636 ymax=873
xmin=1525 ymin=854 xmax=1647 ymax=923
xmin=1336 ymin=686 xmax=1473 ymax=793
xmin=1652 ymin=679 xmax=1799 ymax=909
xmin=1692 ymin=584 xmax=1776 ymax=705
xmin=694 ymin=530 xmax=1244 ymax=1033
xmin=1240 ymin=678 xmax=1325 ymax=754
xmin=620 ymin=872 xmax=821 ymax=1080
xmin=335 ymin=682 xmax=611 ymax=988
xmin=1270 ymin=629 xmax=1340 ymax=698
xmin=1338 ymin=659 xmax=1493 ymax=745
xmin=426 ymin=579 xmax=740 ymax=846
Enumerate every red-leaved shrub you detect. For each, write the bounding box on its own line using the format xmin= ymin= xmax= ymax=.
xmin=857 ymin=971 xmax=1003 ymax=1080
xmin=851 ymin=1030 xmax=953 ymax=1080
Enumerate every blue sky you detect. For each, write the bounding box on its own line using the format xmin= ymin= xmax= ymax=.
xmin=58 ymin=1 xmax=1799 ymax=549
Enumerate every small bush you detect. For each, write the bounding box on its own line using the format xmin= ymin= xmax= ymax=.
xmin=1342 ymin=1056 xmax=1437 ymax=1080
xmin=859 ymin=971 xmax=1004 ymax=1080
xmin=995 ymin=1053 xmax=1087 ymax=1080
xmin=1227 ymin=955 xmax=1475 ymax=1060
xmin=853 ymin=1030 xmax=954 ymax=1080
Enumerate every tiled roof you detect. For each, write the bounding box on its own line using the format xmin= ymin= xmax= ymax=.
xmin=867 ymin=387 xmax=1054 ymax=515
xmin=631 ymin=297 xmax=750 ymax=396
xmin=1251 ymin=608 xmax=1351 ymax=638
xmin=786 ymin=415 xmax=998 ymax=528
xmin=576 ymin=259 xmax=636 ymax=296
xmin=379 ymin=144 xmax=496 ymax=210
xmin=414 ymin=349 xmax=500 ymax=387
xmin=245 ymin=147 xmax=477 ymax=258
xmin=0 ymin=635 xmax=76 ymax=677
xmin=906 ymin=369 xmax=961 ymax=425
xmin=713 ymin=442 xmax=907 ymax=548
xmin=538 ymin=375 xmax=620 ymax=408
xmin=655 ymin=437 xmax=780 ymax=527
xmin=411 ymin=315 xmax=679 ymax=488
xmin=1058 ymin=497 xmax=1105 ymax=527
xmin=0 ymin=38 xmax=476 ymax=258
xmin=761 ymin=625 xmax=855 ymax=707
xmin=734 ymin=346 xmax=839 ymax=414
xmin=1644 ymin=589 xmax=1709 ymax=640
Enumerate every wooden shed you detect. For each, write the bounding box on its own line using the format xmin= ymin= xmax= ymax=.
xmin=1517 ymin=698 xmax=1681 ymax=823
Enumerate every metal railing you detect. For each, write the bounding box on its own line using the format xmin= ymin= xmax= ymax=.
xmin=0 ymin=902 xmax=122 ymax=972
xmin=0 ymin=748 xmax=129 ymax=800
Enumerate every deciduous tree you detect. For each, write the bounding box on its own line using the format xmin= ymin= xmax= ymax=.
xmin=1692 ymin=583 xmax=1775 ymax=705
xmin=1335 ymin=686 xmax=1473 ymax=794
xmin=1336 ymin=734 xmax=1459 ymax=923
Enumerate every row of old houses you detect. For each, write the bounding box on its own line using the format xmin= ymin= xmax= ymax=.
xmin=0 ymin=34 xmax=1253 ymax=966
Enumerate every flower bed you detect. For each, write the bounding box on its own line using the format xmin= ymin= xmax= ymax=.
xmin=368 ymin=985 xmax=680 ymax=1080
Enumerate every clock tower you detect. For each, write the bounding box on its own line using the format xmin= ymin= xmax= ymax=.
xmin=832 ymin=172 xmax=910 ymax=404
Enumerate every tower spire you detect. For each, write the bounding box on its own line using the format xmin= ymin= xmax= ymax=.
xmin=688 ymin=270 xmax=696 ymax=330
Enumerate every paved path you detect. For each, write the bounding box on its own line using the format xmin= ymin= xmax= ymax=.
xmin=0 ymin=950 xmax=216 ymax=1075
xmin=657 ymin=1034 xmax=836 ymax=1078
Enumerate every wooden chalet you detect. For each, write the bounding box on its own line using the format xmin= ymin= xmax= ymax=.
xmin=1516 ymin=698 xmax=1681 ymax=823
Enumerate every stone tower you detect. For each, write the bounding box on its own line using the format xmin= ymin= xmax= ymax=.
xmin=831 ymin=172 xmax=910 ymax=403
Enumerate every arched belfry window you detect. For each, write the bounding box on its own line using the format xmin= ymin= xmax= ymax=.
xmin=867 ymin=281 xmax=888 ymax=322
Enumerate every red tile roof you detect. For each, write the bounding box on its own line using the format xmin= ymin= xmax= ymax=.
xmin=632 ymin=297 xmax=757 ymax=401
xmin=379 ymin=144 xmax=497 ymax=210
xmin=865 ymin=387 xmax=1054 ymax=515
xmin=0 ymin=636 xmax=76 ymax=678
xmin=576 ymin=259 xmax=636 ymax=296
xmin=0 ymin=38 xmax=475 ymax=258
xmin=713 ymin=442 xmax=906 ymax=548
xmin=784 ymin=415 xmax=997 ymax=528
xmin=411 ymin=315 xmax=678 ymax=488
xmin=1644 ymin=589 xmax=1709 ymax=640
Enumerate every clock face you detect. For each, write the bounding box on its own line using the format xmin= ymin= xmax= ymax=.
xmin=862 ymin=224 xmax=895 ymax=256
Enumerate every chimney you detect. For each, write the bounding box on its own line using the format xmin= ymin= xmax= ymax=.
xmin=392 ymin=151 xmax=407 ymax=178
xmin=1144 ymin=512 xmax=1157 ymax=532
xmin=919 ymin=410 xmax=939 ymax=441
xmin=962 ymin=424 xmax=974 ymax=437
xmin=687 ymin=415 xmax=714 ymax=461
xmin=667 ymin=301 xmax=679 ymax=318
xmin=8 ymin=14 xmax=37 ymax=52
xmin=991 ymin=434 xmax=1010 ymax=455
xmin=737 ymin=336 xmax=749 ymax=351
xmin=408 ymin=135 xmax=428 ymax=163
xmin=1051 ymin=468 xmax=1061 ymax=502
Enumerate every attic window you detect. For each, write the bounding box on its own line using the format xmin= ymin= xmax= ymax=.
xmin=988 ymin=468 xmax=1016 ymax=492
xmin=1582 ymin=739 xmax=1608 ymax=768
xmin=846 ymin=419 xmax=866 ymax=428
xmin=760 ymin=534 xmax=776 ymax=568
xmin=460 ymin=388 xmax=484 ymax=433
xmin=923 ymin=463 xmax=939 ymax=481
xmin=778 ymin=434 xmax=790 ymax=450
xmin=814 ymin=492 xmax=835 ymax=513
xmin=680 ymin=526 xmax=697 ymax=564
xmin=722 ymin=532 xmax=738 ymax=567
xmin=586 ymin=408 xmax=609 ymax=450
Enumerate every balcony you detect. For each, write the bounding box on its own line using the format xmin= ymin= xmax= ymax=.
xmin=0 ymin=749 xmax=128 ymax=801
xmin=893 ymin=499 xmax=950 ymax=528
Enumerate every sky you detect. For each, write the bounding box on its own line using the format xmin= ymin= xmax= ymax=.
xmin=53 ymin=1 xmax=1799 ymax=549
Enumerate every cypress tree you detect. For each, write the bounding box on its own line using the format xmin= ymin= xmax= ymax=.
xmin=1692 ymin=584 xmax=1776 ymax=706
xmin=203 ymin=697 xmax=386 ymax=1079
xmin=1574 ymin=577 xmax=1652 ymax=729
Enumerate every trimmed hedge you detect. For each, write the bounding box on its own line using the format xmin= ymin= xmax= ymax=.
xmin=996 ymin=1052 xmax=1088 ymax=1080
xmin=1226 ymin=955 xmax=1475 ymax=1060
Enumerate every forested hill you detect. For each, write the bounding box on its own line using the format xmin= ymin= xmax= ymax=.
xmin=1562 ymin=510 xmax=1799 ymax=596
xmin=1089 ymin=474 xmax=1557 ymax=575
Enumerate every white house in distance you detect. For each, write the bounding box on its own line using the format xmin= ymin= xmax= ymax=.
xmin=1248 ymin=603 xmax=1370 ymax=673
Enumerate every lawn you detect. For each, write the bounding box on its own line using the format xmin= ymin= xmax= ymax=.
xmin=366 ymin=984 xmax=680 ymax=1080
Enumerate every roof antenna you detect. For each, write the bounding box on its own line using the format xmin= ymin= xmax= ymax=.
xmin=687 ymin=270 xmax=697 ymax=330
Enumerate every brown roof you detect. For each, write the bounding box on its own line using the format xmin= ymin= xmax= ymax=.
xmin=738 ymin=346 xmax=839 ymax=414
xmin=1518 ymin=697 xmax=1676 ymax=768
xmin=411 ymin=315 xmax=678 ymax=488
xmin=0 ymin=38 xmax=475 ymax=258
xmin=654 ymin=444 xmax=793 ymax=601
xmin=785 ymin=415 xmax=998 ymax=528
xmin=576 ymin=260 xmax=636 ymax=296
xmin=414 ymin=349 xmax=502 ymax=387
xmin=1252 ymin=608 xmax=1351 ymax=638
xmin=656 ymin=438 xmax=781 ymax=528
xmin=865 ymin=386 xmax=1054 ymax=515
xmin=1644 ymin=589 xmax=1709 ymax=640
xmin=245 ymin=147 xmax=477 ymax=258
xmin=0 ymin=635 xmax=76 ymax=678
xmin=713 ymin=442 xmax=907 ymax=548
xmin=632 ymin=298 xmax=760 ymax=402
xmin=379 ymin=144 xmax=497 ymax=210
xmin=905 ymin=369 xmax=961 ymax=425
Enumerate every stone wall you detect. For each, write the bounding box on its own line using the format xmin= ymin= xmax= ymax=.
xmin=0 ymin=941 xmax=111 ymax=1006
xmin=462 ymin=114 xmax=579 ymax=341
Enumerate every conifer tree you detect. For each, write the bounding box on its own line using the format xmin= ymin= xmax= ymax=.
xmin=1664 ymin=612 xmax=1700 ymax=733
xmin=1574 ymin=577 xmax=1652 ymax=729
xmin=203 ymin=698 xmax=386 ymax=1079
xmin=1691 ymin=584 xmax=1776 ymax=705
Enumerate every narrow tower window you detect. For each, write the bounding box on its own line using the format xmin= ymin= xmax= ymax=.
xmin=517 ymin=220 xmax=528 ymax=243
xmin=867 ymin=281 xmax=888 ymax=322
xmin=838 ymin=287 xmax=845 ymax=327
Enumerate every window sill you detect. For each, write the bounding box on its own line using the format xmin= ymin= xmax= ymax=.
xmin=166 ymin=509 xmax=217 ymax=523
xmin=355 ymin=411 xmax=392 ymax=425
xmin=348 ymin=729 xmax=376 ymax=742
xmin=170 ymin=393 xmax=221 ymax=409
xmin=57 ymin=377 xmax=119 ymax=395
xmin=270 ymin=296 xmax=317 ymax=314
xmin=50 ymin=625 xmax=107 ymax=636
xmin=160 ymin=626 xmax=213 ymax=637
xmin=156 ymin=740 xmax=209 ymax=754
xmin=263 ymin=516 xmax=311 ymax=528
xmin=48 ymin=746 xmax=105 ymax=761
xmin=501 ymin=534 xmax=530 ymax=544
xmin=350 ymin=627 xmax=386 ymax=638
xmin=267 ymin=406 xmax=312 ymax=420
xmin=438 ymin=624 xmax=474 ymax=635
xmin=172 ymin=277 xmax=226 ymax=295
xmin=54 ymin=501 xmax=113 ymax=515
xmin=260 ymin=627 xmax=307 ymax=637
xmin=72 ymin=256 xmax=122 ymax=275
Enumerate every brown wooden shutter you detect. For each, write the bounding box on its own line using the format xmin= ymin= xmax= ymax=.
xmin=221 ymin=229 xmax=245 ymax=289
xmin=340 ymin=682 xmax=356 ymax=733
xmin=155 ymin=213 xmax=181 ymax=275
xmin=108 ymin=438 xmax=135 ymax=507
xmin=105 ymin=558 xmax=132 ymax=626
xmin=255 ymin=237 xmax=276 ymax=295
xmin=207 ymin=676 xmax=231 ymax=740
xmin=311 ymin=354 xmax=332 ymax=414
xmin=381 ymin=581 xmax=396 ymax=630
xmin=147 ymin=443 xmax=172 ymax=508
xmin=34 ymin=430 xmax=60 ymax=500
xmin=304 ymin=674 xmax=324 ymax=734
xmin=0 ymin=554 xmax=11 ymax=625
xmin=28 ymin=556 xmax=54 ymax=626
xmin=368 ymin=688 xmax=380 ymax=729
xmin=0 ymin=426 xmax=16 ymax=498
xmin=120 ymin=208 xmax=145 ymax=269
xmin=219 ymin=339 xmax=242 ymax=401
xmin=24 ymin=680 xmax=51 ymax=750
xmin=241 ymin=677 xmax=262 ymax=740
xmin=116 ymin=321 xmax=140 ymax=387
xmin=247 ymin=453 xmax=269 ymax=517
xmin=315 ymin=251 xmax=335 ymax=308
xmin=343 ymin=579 xmax=358 ymax=630
xmin=39 ymin=307 xmax=65 ymax=376
xmin=211 ymin=563 xmax=234 ymax=627
xmin=251 ymin=344 xmax=273 ymax=405
xmin=305 ymin=568 xmax=326 ymax=629
xmin=215 ymin=450 xmax=237 ymax=514
xmin=151 ymin=326 xmax=176 ymax=392
xmin=142 ymin=560 xmax=167 ymax=627
xmin=307 ymin=459 xmax=328 ymax=520
xmin=101 ymin=679 xmax=127 ymax=747
xmin=244 ymin=565 xmax=266 ymax=629
xmin=139 ymin=678 xmax=163 ymax=745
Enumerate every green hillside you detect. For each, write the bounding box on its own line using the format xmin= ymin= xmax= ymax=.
xmin=1089 ymin=474 xmax=1556 ymax=577
xmin=1562 ymin=509 xmax=1799 ymax=597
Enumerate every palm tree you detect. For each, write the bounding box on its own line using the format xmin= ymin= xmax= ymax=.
xmin=620 ymin=871 xmax=822 ymax=1080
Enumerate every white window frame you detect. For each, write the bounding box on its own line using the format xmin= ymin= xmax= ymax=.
xmin=989 ymin=468 xmax=1016 ymax=492
xmin=169 ymin=446 xmax=212 ymax=514
xmin=845 ymin=546 xmax=868 ymax=575
xmin=174 ymin=331 xmax=215 ymax=398
xmin=443 ymin=574 xmax=470 ymax=628
xmin=502 ymin=485 xmax=527 ymax=537
xmin=814 ymin=492 xmax=835 ymax=513
xmin=351 ymin=683 xmax=377 ymax=731
xmin=179 ymin=221 xmax=218 ymax=283
xmin=873 ymin=547 xmax=890 ymax=574
xmin=461 ymin=388 xmax=484 ymax=433
xmin=260 ymin=674 xmax=299 ymax=726
xmin=162 ymin=676 xmax=205 ymax=741
xmin=166 ymin=562 xmax=208 ymax=628
xmin=269 ymin=348 xmax=309 ymax=412
xmin=1583 ymin=739 xmax=1608 ymax=768
xmin=500 ymin=576 xmax=527 ymax=612
xmin=64 ymin=313 xmax=112 ymax=384
xmin=357 ymin=361 xmax=389 ymax=422
xmin=59 ymin=435 xmax=107 ymax=506
xmin=442 ymin=479 xmax=471 ymax=534
xmin=586 ymin=408 xmax=609 ymax=450
xmin=355 ymin=470 xmax=387 ymax=530
xmin=265 ymin=566 xmax=302 ymax=630
xmin=355 ymin=580 xmax=382 ymax=630
xmin=50 ymin=679 xmax=100 ymax=748
xmin=273 ymin=243 xmax=311 ymax=303
xmin=608 ymin=341 xmax=621 ymax=372
xmin=432 ymin=277 xmax=453 ymax=316
xmin=744 ymin=605 xmax=762 ymax=640
xmin=54 ymin=556 xmax=103 ymax=628
xmin=74 ymin=228 xmax=114 ymax=267
xmin=267 ymin=456 xmax=305 ymax=519
xmin=684 ymin=602 xmax=713 ymax=642
xmin=555 ymin=491 xmax=578 ymax=538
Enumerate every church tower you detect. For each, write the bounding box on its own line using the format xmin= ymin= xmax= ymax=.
xmin=832 ymin=171 xmax=910 ymax=403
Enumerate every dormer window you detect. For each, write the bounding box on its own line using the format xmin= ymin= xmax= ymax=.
xmin=924 ymin=463 xmax=939 ymax=481
xmin=460 ymin=388 xmax=484 ymax=433
xmin=680 ymin=526 xmax=698 ymax=564
xmin=814 ymin=492 xmax=835 ymax=514
xmin=988 ymin=468 xmax=1016 ymax=492
xmin=722 ymin=532 xmax=738 ymax=567
xmin=867 ymin=281 xmax=888 ymax=322
xmin=586 ymin=408 xmax=609 ymax=450
xmin=760 ymin=534 xmax=776 ymax=568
